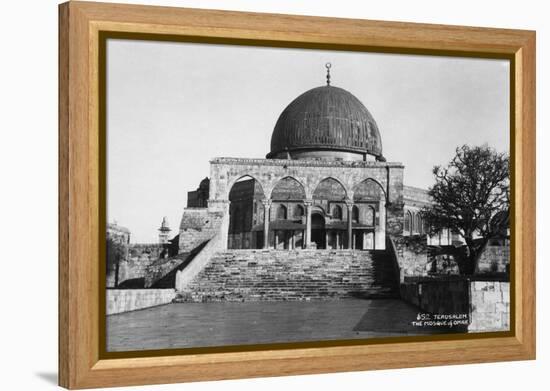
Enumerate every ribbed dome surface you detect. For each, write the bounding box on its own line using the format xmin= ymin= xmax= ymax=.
xmin=267 ymin=86 xmax=382 ymax=159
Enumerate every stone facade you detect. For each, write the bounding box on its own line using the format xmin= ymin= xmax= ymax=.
xmin=226 ymin=175 xmax=387 ymax=250
xmin=203 ymin=157 xmax=404 ymax=252
xmin=209 ymin=158 xmax=402 ymax=205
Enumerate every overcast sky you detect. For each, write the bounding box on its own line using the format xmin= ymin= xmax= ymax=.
xmin=107 ymin=39 xmax=509 ymax=243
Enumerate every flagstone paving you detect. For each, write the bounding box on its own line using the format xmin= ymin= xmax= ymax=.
xmin=106 ymin=299 xmax=462 ymax=352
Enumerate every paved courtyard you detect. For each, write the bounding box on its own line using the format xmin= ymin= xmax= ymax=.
xmin=106 ymin=299 xmax=460 ymax=352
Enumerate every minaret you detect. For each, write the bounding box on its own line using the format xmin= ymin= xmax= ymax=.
xmin=158 ymin=216 xmax=171 ymax=245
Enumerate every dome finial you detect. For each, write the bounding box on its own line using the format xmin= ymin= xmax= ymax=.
xmin=325 ymin=62 xmax=332 ymax=86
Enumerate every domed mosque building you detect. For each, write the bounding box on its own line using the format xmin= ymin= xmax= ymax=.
xmin=165 ymin=64 xmax=454 ymax=298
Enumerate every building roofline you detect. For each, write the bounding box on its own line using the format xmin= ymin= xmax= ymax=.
xmin=210 ymin=157 xmax=404 ymax=169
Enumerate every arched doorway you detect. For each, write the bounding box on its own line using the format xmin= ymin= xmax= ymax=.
xmin=311 ymin=212 xmax=326 ymax=249
xmin=270 ymin=176 xmax=307 ymax=249
xmin=352 ymin=178 xmax=386 ymax=250
xmin=312 ymin=177 xmax=346 ymax=249
xmin=227 ymin=175 xmax=265 ymax=249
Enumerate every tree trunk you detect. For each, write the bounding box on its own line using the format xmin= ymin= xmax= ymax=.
xmin=458 ymin=237 xmax=478 ymax=275
xmin=114 ymin=261 xmax=120 ymax=288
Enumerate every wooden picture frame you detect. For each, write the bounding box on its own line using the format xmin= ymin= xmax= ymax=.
xmin=59 ymin=1 xmax=536 ymax=389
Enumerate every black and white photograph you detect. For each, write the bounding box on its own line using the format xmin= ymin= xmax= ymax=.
xmin=104 ymin=39 xmax=511 ymax=352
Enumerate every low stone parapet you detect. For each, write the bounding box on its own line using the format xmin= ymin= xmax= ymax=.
xmin=400 ymin=277 xmax=510 ymax=332
xmin=106 ymin=289 xmax=176 ymax=315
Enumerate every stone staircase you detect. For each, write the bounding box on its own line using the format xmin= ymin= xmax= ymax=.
xmin=174 ymin=249 xmax=399 ymax=302
xmin=144 ymin=241 xmax=209 ymax=288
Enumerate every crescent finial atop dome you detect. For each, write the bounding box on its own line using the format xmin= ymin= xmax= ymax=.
xmin=325 ymin=62 xmax=332 ymax=86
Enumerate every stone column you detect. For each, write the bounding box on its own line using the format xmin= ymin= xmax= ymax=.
xmin=346 ymin=201 xmax=354 ymax=249
xmin=221 ymin=200 xmax=230 ymax=250
xmin=262 ymin=199 xmax=271 ymax=249
xmin=336 ymin=232 xmax=340 ymax=249
xmin=376 ymin=200 xmax=386 ymax=250
xmin=304 ymin=199 xmax=313 ymax=249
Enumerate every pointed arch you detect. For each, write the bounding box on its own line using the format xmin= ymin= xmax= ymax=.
xmin=352 ymin=178 xmax=386 ymax=202
xmin=227 ymin=175 xmax=265 ymax=249
xmin=415 ymin=213 xmax=422 ymax=234
xmin=312 ymin=177 xmax=347 ymax=201
xmin=227 ymin=174 xmax=266 ymax=200
xmin=404 ymin=210 xmax=413 ymax=235
xmin=270 ymin=176 xmax=306 ymax=200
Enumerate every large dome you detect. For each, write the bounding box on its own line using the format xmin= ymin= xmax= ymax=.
xmin=267 ymin=85 xmax=383 ymax=161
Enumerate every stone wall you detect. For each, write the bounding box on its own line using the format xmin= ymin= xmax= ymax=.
xmin=178 ymin=208 xmax=224 ymax=253
xmin=400 ymin=278 xmax=510 ymax=332
xmin=106 ymin=289 xmax=176 ymax=315
xmin=476 ymin=242 xmax=510 ymax=274
xmin=106 ymin=243 xmax=162 ymax=287
xmin=123 ymin=243 xmax=163 ymax=279
xmin=431 ymin=253 xmax=460 ymax=275
xmin=385 ymin=202 xmax=404 ymax=238
xmin=175 ymin=233 xmax=224 ymax=291
xmin=144 ymin=252 xmax=191 ymax=288
xmin=469 ymin=281 xmax=510 ymax=332
xmin=175 ymin=249 xmax=399 ymax=302
xmin=400 ymin=278 xmax=470 ymax=315
xmin=389 ymin=235 xmax=431 ymax=279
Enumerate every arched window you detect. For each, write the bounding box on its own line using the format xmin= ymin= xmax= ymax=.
xmin=417 ymin=215 xmax=423 ymax=234
xmin=365 ymin=206 xmax=375 ymax=226
xmin=293 ymin=204 xmax=304 ymax=217
xmin=404 ymin=211 xmax=412 ymax=235
xmin=415 ymin=214 xmax=422 ymax=234
xmin=332 ymin=205 xmax=343 ymax=220
xmin=352 ymin=205 xmax=359 ymax=223
xmin=276 ymin=204 xmax=287 ymax=220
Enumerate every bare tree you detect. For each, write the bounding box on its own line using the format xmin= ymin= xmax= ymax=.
xmin=422 ymin=145 xmax=509 ymax=274
xmin=107 ymin=237 xmax=125 ymax=287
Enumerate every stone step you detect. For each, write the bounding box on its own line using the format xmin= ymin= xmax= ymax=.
xmin=181 ymin=249 xmax=399 ymax=302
